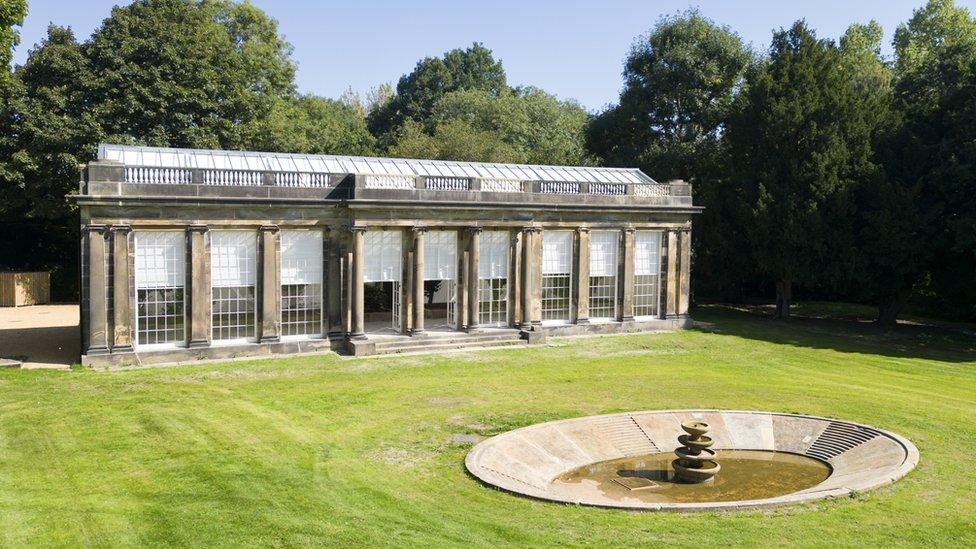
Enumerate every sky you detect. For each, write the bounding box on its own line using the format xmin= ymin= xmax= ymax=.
xmin=12 ymin=0 xmax=976 ymax=112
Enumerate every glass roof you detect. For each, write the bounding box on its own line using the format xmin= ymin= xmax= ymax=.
xmin=98 ymin=144 xmax=657 ymax=184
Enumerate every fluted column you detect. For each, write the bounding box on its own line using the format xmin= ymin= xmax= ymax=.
xmin=187 ymin=225 xmax=210 ymax=348
xmin=349 ymin=226 xmax=367 ymax=340
xmin=466 ymin=227 xmax=482 ymax=332
xmin=411 ymin=226 xmax=427 ymax=335
xmin=679 ymin=228 xmax=692 ymax=318
xmin=258 ymin=225 xmax=280 ymax=343
xmin=619 ymin=227 xmax=635 ymax=322
xmin=86 ymin=225 xmax=109 ymax=355
xmin=666 ymin=230 xmax=680 ymax=318
xmin=110 ymin=225 xmax=133 ymax=351
xmin=574 ymin=227 xmax=590 ymax=324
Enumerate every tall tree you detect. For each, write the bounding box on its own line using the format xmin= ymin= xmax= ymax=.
xmin=727 ymin=21 xmax=883 ymax=319
xmin=0 ymin=0 xmax=26 ymax=75
xmin=587 ymin=9 xmax=751 ymax=180
xmin=367 ymin=43 xmax=507 ymax=139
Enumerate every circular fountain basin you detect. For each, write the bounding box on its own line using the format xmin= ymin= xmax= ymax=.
xmin=465 ymin=410 xmax=918 ymax=511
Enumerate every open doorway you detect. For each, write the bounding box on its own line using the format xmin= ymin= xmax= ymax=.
xmin=424 ymin=230 xmax=458 ymax=331
xmin=363 ymin=230 xmax=402 ymax=334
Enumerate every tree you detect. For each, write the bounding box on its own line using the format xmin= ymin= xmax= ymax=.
xmin=367 ymin=43 xmax=507 ymax=138
xmin=587 ymin=9 xmax=751 ymax=180
xmin=726 ymin=21 xmax=885 ymax=319
xmin=251 ymin=95 xmax=375 ymax=156
xmin=385 ymin=87 xmax=592 ymax=165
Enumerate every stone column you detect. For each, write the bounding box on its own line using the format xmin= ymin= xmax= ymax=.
xmin=509 ymin=231 xmax=520 ymax=327
xmin=411 ymin=227 xmax=427 ymax=335
xmin=574 ymin=227 xmax=590 ymax=324
xmin=325 ymin=227 xmax=345 ymax=342
xmin=110 ymin=225 xmax=133 ymax=352
xmin=678 ymin=228 xmax=692 ymax=318
xmin=187 ymin=225 xmax=210 ymax=348
xmin=520 ymin=227 xmax=542 ymax=329
xmin=349 ymin=226 xmax=367 ymax=340
xmin=86 ymin=225 xmax=109 ymax=355
xmin=666 ymin=230 xmax=680 ymax=318
xmin=258 ymin=225 xmax=280 ymax=343
xmin=466 ymin=227 xmax=482 ymax=332
xmin=619 ymin=227 xmax=635 ymax=322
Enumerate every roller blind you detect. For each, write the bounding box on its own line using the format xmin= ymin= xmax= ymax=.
xmin=211 ymin=231 xmax=256 ymax=287
xmin=364 ymin=230 xmax=401 ymax=282
xmin=424 ymin=230 xmax=457 ymax=280
xmin=542 ymin=230 xmax=573 ymax=275
xmin=589 ymin=231 xmax=618 ymax=277
xmin=634 ymin=231 xmax=662 ymax=276
xmin=479 ymin=231 xmax=509 ymax=279
xmin=134 ymin=231 xmax=184 ymax=289
xmin=280 ymin=230 xmax=323 ymax=285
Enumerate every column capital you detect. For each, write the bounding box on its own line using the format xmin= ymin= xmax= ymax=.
xmin=411 ymin=225 xmax=428 ymax=234
xmin=109 ymin=224 xmax=131 ymax=234
xmin=576 ymin=226 xmax=590 ymax=234
xmin=187 ymin=224 xmax=209 ymax=234
xmin=84 ymin=224 xmax=108 ymax=234
xmin=622 ymin=226 xmax=636 ymax=234
xmin=349 ymin=225 xmax=368 ymax=234
xmin=522 ymin=226 xmax=542 ymax=234
xmin=259 ymin=224 xmax=279 ymax=233
xmin=465 ymin=226 xmax=483 ymax=235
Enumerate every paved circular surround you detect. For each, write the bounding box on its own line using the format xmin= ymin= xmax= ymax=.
xmin=465 ymin=410 xmax=919 ymax=511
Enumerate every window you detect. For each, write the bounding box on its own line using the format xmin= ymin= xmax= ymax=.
xmin=280 ymin=230 xmax=323 ymax=338
xmin=211 ymin=231 xmax=256 ymax=342
xmin=634 ymin=231 xmax=662 ymax=318
xmin=478 ymin=231 xmax=509 ymax=326
xmin=134 ymin=231 xmax=185 ymax=346
xmin=542 ymin=230 xmax=572 ymax=323
xmin=589 ymin=230 xmax=618 ymax=321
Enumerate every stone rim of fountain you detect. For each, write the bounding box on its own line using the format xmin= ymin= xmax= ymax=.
xmin=464 ymin=409 xmax=920 ymax=512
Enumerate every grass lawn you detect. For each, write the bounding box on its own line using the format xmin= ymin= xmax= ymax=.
xmin=0 ymin=307 xmax=974 ymax=547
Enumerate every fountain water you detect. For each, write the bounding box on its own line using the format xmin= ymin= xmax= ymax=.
xmin=672 ymin=420 xmax=721 ymax=482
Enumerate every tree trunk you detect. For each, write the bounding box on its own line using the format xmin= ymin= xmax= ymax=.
xmin=876 ymin=288 xmax=912 ymax=330
xmin=775 ymin=279 xmax=792 ymax=320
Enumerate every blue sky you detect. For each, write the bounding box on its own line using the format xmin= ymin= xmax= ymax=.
xmin=13 ymin=1 xmax=976 ymax=111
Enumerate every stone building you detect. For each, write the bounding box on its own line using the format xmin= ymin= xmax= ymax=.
xmin=77 ymin=144 xmax=698 ymax=366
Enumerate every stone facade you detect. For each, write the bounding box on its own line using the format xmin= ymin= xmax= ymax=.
xmin=77 ymin=146 xmax=700 ymax=367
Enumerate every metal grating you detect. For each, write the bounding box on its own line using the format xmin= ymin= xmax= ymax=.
xmin=805 ymin=422 xmax=879 ymax=461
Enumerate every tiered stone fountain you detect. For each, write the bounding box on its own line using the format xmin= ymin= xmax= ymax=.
xmin=672 ymin=420 xmax=721 ymax=483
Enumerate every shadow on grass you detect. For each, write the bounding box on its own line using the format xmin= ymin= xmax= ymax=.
xmin=692 ymin=304 xmax=976 ymax=364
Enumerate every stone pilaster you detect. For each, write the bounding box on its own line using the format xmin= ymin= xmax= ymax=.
xmin=466 ymin=227 xmax=482 ymax=332
xmin=325 ymin=227 xmax=345 ymax=342
xmin=666 ymin=230 xmax=680 ymax=318
xmin=258 ymin=225 xmax=280 ymax=343
xmin=411 ymin=227 xmax=427 ymax=336
xmin=187 ymin=225 xmax=210 ymax=348
xmin=86 ymin=225 xmax=109 ymax=355
xmin=110 ymin=225 xmax=133 ymax=351
xmin=619 ymin=227 xmax=635 ymax=322
xmin=679 ymin=228 xmax=692 ymax=317
xmin=349 ymin=226 xmax=367 ymax=340
xmin=574 ymin=227 xmax=590 ymax=324
xmin=509 ymin=231 xmax=520 ymax=327
xmin=520 ymin=227 xmax=542 ymax=329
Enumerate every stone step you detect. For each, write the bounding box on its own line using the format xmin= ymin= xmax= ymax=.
xmin=373 ymin=337 xmax=527 ymax=356
xmin=372 ymin=332 xmax=522 ymax=350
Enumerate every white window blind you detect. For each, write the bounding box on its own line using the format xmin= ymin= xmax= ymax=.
xmin=479 ymin=231 xmax=509 ymax=279
xmin=424 ymin=230 xmax=457 ymax=280
xmin=589 ymin=231 xmax=619 ymax=277
xmin=634 ymin=231 xmax=662 ymax=276
xmin=542 ymin=230 xmax=573 ymax=275
xmin=211 ymin=231 xmax=256 ymax=287
xmin=280 ymin=230 xmax=323 ymax=285
xmin=134 ymin=231 xmax=184 ymax=288
xmin=364 ymin=230 xmax=402 ymax=282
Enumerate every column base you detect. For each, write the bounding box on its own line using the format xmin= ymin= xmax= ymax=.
xmin=188 ymin=339 xmax=210 ymax=349
xmin=576 ymin=317 xmax=590 ymax=325
xmin=665 ymin=313 xmax=681 ymax=320
xmin=410 ymin=329 xmax=427 ymax=337
xmin=620 ymin=316 xmax=635 ymax=323
xmin=259 ymin=335 xmax=280 ymax=344
xmin=465 ymin=325 xmax=481 ymax=334
xmin=86 ymin=345 xmax=110 ymax=356
xmin=111 ymin=344 xmax=134 ymax=353
xmin=348 ymin=331 xmax=367 ymax=341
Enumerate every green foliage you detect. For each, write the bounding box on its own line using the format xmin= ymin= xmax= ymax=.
xmin=388 ymin=87 xmax=591 ymax=165
xmin=587 ymin=9 xmax=751 ymax=180
xmin=0 ymin=0 xmax=26 ymax=73
xmin=250 ymin=95 xmax=375 ymax=155
xmin=368 ymin=42 xmax=506 ymax=137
